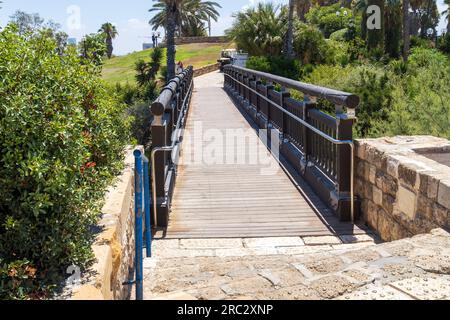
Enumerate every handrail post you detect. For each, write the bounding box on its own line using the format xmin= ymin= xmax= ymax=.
xmin=142 ymin=155 xmax=152 ymax=258
xmin=302 ymin=96 xmax=315 ymax=165
xmin=335 ymin=113 xmax=355 ymax=221
xmin=133 ymin=150 xmax=144 ymax=301
xmin=280 ymin=90 xmax=290 ymax=136
xmin=150 ymin=109 xmax=169 ymax=228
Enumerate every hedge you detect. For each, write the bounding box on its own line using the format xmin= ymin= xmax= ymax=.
xmin=0 ymin=26 xmax=131 ymax=299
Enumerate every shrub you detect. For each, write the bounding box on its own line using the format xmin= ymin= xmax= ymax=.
xmin=246 ymin=56 xmax=302 ymax=79
xmin=304 ymin=64 xmax=393 ymax=137
xmin=438 ymin=33 xmax=450 ymax=55
xmin=306 ymin=4 xmax=354 ymax=38
xmin=293 ymin=24 xmax=329 ymax=65
xmin=0 ymin=26 xmax=131 ymax=298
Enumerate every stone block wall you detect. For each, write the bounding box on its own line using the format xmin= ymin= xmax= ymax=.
xmin=355 ymin=136 xmax=450 ymax=241
xmin=194 ymin=63 xmax=220 ymax=77
xmin=70 ymin=146 xmax=141 ymax=300
xmin=175 ymin=36 xmax=229 ymax=45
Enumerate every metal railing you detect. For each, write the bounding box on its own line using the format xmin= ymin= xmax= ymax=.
xmin=131 ymin=149 xmax=152 ymax=300
xmin=224 ymin=65 xmax=360 ymax=222
xmin=150 ymin=66 xmax=194 ymax=228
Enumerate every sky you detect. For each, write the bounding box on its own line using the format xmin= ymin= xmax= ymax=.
xmin=0 ymin=0 xmax=448 ymax=56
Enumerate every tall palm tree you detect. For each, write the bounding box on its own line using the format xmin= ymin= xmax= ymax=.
xmin=285 ymin=0 xmax=295 ymax=57
xmin=149 ymin=0 xmax=220 ymax=37
xmin=295 ymin=0 xmax=311 ymax=22
xmin=150 ymin=0 xmax=221 ymax=80
xmin=442 ymin=0 xmax=450 ymax=33
xmin=99 ymin=23 xmax=118 ymax=59
xmin=403 ymin=0 xmax=410 ymax=61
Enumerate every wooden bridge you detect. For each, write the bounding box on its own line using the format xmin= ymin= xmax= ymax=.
xmin=149 ymin=66 xmax=368 ymax=240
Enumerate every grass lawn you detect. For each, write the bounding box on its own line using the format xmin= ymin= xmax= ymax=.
xmin=102 ymin=42 xmax=234 ymax=85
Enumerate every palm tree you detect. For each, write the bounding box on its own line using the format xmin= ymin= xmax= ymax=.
xmin=226 ymin=3 xmax=285 ymax=56
xmin=149 ymin=0 xmax=221 ymax=37
xmin=403 ymin=0 xmax=410 ymax=61
xmin=285 ymin=0 xmax=295 ymax=57
xmin=99 ymin=23 xmax=118 ymax=59
xmin=442 ymin=0 xmax=450 ymax=33
xmin=295 ymin=0 xmax=311 ymax=22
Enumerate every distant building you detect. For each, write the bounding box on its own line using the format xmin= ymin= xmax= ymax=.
xmin=143 ymin=43 xmax=154 ymax=50
xmin=68 ymin=38 xmax=77 ymax=46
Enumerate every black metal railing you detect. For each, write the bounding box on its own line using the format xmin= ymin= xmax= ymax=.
xmin=150 ymin=66 xmax=194 ymax=228
xmin=224 ymin=65 xmax=360 ymax=222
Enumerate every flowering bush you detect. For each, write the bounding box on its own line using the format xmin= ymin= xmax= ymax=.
xmin=0 ymin=26 xmax=131 ymax=299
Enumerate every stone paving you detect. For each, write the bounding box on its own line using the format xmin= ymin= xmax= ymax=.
xmin=142 ymin=229 xmax=450 ymax=300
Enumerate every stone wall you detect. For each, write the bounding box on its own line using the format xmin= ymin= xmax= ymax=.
xmin=175 ymin=36 xmax=229 ymax=45
xmin=194 ymin=63 xmax=220 ymax=77
xmin=70 ymin=147 xmax=141 ymax=300
xmin=355 ymin=136 xmax=450 ymax=241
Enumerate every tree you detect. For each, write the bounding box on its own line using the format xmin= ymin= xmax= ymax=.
xmin=9 ymin=10 xmax=44 ymax=35
xmin=444 ymin=0 xmax=450 ymax=33
xmin=226 ymin=3 xmax=286 ymax=56
xmin=403 ymin=0 xmax=411 ymax=60
xmin=99 ymin=23 xmax=118 ymax=59
xmin=385 ymin=0 xmax=402 ymax=58
xmin=149 ymin=0 xmax=221 ymax=37
xmin=285 ymin=0 xmax=295 ymax=57
xmin=135 ymin=47 xmax=163 ymax=86
xmin=295 ymin=0 xmax=311 ymax=22
xmin=366 ymin=0 xmax=385 ymax=51
xmin=79 ymin=33 xmax=107 ymax=66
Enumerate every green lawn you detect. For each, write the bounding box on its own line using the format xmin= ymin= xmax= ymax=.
xmin=102 ymin=42 xmax=234 ymax=85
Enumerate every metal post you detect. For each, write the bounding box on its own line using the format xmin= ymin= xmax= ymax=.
xmin=142 ymin=155 xmax=152 ymax=258
xmin=133 ymin=150 xmax=144 ymax=301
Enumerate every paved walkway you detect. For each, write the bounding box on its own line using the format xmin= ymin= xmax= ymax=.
xmin=143 ymin=229 xmax=450 ymax=300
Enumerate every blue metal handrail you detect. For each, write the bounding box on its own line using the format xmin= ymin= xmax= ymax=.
xmin=132 ymin=149 xmax=152 ymax=301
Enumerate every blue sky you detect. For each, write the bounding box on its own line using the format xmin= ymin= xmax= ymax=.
xmin=0 ymin=0 xmax=448 ymax=56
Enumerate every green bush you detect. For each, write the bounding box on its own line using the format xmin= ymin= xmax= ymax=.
xmin=0 ymin=26 xmax=131 ymax=298
xmin=304 ymin=64 xmax=393 ymax=137
xmin=246 ymin=56 xmax=302 ymax=79
xmin=293 ymin=24 xmax=329 ymax=65
xmin=306 ymin=4 xmax=354 ymax=38
xmin=438 ymin=33 xmax=450 ymax=55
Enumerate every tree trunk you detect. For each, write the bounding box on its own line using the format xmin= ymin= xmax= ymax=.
xmin=285 ymin=0 xmax=295 ymax=58
xmin=367 ymin=0 xmax=385 ymax=50
xmin=166 ymin=1 xmax=177 ymax=81
xmin=403 ymin=0 xmax=410 ymax=61
xmin=295 ymin=0 xmax=310 ymax=22
xmin=208 ymin=15 xmax=211 ymax=37
xmin=106 ymin=37 xmax=113 ymax=59
xmin=448 ymin=15 xmax=450 ymax=33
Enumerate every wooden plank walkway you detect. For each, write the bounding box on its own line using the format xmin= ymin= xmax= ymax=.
xmin=165 ymin=71 xmax=367 ymax=239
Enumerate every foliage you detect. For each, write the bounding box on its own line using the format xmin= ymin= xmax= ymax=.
xmin=293 ymin=24 xmax=329 ymax=64
xmin=379 ymin=49 xmax=450 ymax=138
xmin=304 ymin=64 xmax=393 ymax=137
xmin=306 ymin=3 xmax=354 ymax=38
xmin=226 ymin=3 xmax=286 ymax=56
xmin=246 ymin=55 xmax=302 ymax=79
xmin=149 ymin=0 xmax=221 ymax=37
xmin=99 ymin=23 xmax=118 ymax=59
xmin=0 ymin=26 xmax=131 ymax=299
xmin=438 ymin=33 xmax=450 ymax=55
xmin=135 ymin=47 xmax=163 ymax=86
xmin=79 ymin=33 xmax=107 ymax=66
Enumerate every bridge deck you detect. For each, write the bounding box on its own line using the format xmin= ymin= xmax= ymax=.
xmin=165 ymin=71 xmax=366 ymax=239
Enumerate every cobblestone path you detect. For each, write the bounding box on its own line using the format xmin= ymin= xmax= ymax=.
xmin=142 ymin=229 xmax=450 ymax=300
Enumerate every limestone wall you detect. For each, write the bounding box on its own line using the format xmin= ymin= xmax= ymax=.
xmin=355 ymin=136 xmax=450 ymax=241
xmin=71 ymin=147 xmax=141 ymax=300
xmin=175 ymin=36 xmax=229 ymax=45
xmin=194 ymin=63 xmax=220 ymax=77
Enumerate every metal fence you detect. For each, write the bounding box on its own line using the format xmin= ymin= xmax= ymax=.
xmin=150 ymin=66 xmax=194 ymax=228
xmin=224 ymin=65 xmax=360 ymax=222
